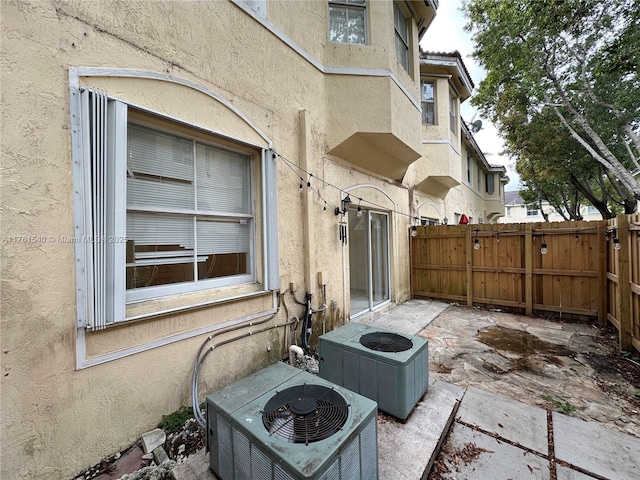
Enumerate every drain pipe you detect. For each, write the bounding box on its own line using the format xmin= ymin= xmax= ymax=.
xmin=289 ymin=345 xmax=304 ymax=365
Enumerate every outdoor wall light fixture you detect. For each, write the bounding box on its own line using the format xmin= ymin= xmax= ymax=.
xmin=612 ymin=228 xmax=621 ymax=251
xmin=411 ymin=225 xmax=418 ymax=237
xmin=356 ymin=199 xmax=363 ymax=218
xmin=334 ymin=195 xmax=352 ymax=216
xmin=540 ymin=234 xmax=548 ymax=255
xmin=473 ymin=229 xmax=480 ymax=250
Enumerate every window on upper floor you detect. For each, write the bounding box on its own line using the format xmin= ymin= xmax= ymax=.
xmin=485 ymin=174 xmax=495 ymax=194
xmin=420 ymin=217 xmax=439 ymax=226
xmin=477 ymin=166 xmax=481 ymax=191
xmin=506 ymin=206 xmax=512 ymax=216
xmin=393 ymin=2 xmax=410 ymax=72
xmin=449 ymin=93 xmax=457 ymax=133
xmin=526 ymin=204 xmax=540 ymax=216
xmin=466 ymin=154 xmax=472 ymax=184
xmin=329 ymin=0 xmax=367 ymax=45
xmin=421 ymin=80 xmax=435 ymax=125
xmin=72 ymin=89 xmax=278 ymax=329
xmin=586 ymin=205 xmax=598 ymax=215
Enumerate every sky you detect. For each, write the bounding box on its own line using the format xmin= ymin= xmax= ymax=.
xmin=419 ymin=1 xmax=520 ymax=191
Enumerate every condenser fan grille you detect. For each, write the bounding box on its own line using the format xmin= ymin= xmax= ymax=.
xmin=261 ymin=383 xmax=349 ymax=444
xmin=359 ymin=332 xmax=413 ymax=352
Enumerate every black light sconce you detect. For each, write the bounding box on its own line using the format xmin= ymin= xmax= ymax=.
xmin=606 ymin=227 xmax=622 ymax=251
xmin=335 ymin=195 xmax=352 ymax=216
xmin=411 ymin=225 xmax=417 ymax=237
xmin=612 ymin=228 xmax=621 ymax=251
xmin=540 ymin=234 xmax=548 ymax=255
xmin=473 ymin=229 xmax=480 ymax=250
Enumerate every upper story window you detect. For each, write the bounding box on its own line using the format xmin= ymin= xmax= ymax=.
xmin=449 ymin=93 xmax=457 ymax=132
xmin=485 ymin=173 xmax=495 ymax=194
xmin=421 ymin=80 xmax=435 ymax=125
xmin=476 ymin=165 xmax=481 ymax=191
xmin=526 ymin=204 xmax=540 ymax=216
xmin=506 ymin=206 xmax=512 ymax=216
xmin=586 ymin=205 xmax=598 ymax=215
xmin=393 ymin=2 xmax=410 ymax=72
xmin=329 ymin=0 xmax=366 ymax=44
xmin=466 ymin=154 xmax=472 ymax=184
xmin=420 ymin=217 xmax=439 ymax=226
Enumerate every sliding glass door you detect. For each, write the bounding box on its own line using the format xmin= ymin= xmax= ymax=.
xmin=348 ymin=209 xmax=390 ymax=317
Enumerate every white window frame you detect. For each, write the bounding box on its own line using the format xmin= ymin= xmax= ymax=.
xmin=393 ymin=1 xmax=410 ymax=72
xmin=71 ymin=88 xmax=278 ymax=329
xmin=420 ymin=217 xmax=439 ymax=226
xmin=328 ymin=0 xmax=367 ymax=45
xmin=124 ymin=122 xmax=256 ymax=303
xmin=449 ymin=93 xmax=457 ymax=133
xmin=526 ymin=204 xmax=540 ymax=217
xmin=420 ymin=79 xmax=436 ymax=125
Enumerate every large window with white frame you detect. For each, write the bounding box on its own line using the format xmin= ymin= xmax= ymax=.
xmin=421 ymin=80 xmax=435 ymax=125
xmin=126 ymin=122 xmax=253 ymax=293
xmin=393 ymin=1 xmax=410 ymax=72
xmin=329 ymin=0 xmax=367 ymax=44
xmin=72 ymin=89 xmax=278 ymax=329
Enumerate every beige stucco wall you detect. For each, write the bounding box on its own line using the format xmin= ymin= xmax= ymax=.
xmin=1 ymin=1 xmax=424 ymax=478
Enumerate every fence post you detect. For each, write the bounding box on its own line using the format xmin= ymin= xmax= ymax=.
xmin=597 ymin=221 xmax=607 ymax=326
xmin=466 ymin=227 xmax=473 ymax=308
xmin=617 ymin=215 xmax=632 ymax=351
xmin=525 ymin=224 xmax=533 ymax=316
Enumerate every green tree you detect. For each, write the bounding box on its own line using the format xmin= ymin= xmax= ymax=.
xmin=509 ymin=109 xmax=626 ymax=219
xmin=464 ymin=0 xmax=640 ymax=209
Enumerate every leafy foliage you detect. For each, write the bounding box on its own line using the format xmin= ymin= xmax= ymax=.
xmin=464 ymin=0 xmax=640 ymax=207
xmin=158 ymin=406 xmax=194 ymax=435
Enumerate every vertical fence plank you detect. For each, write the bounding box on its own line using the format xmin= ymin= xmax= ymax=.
xmin=617 ymin=215 xmax=632 ymax=351
xmin=597 ymin=221 xmax=607 ymax=325
xmin=525 ymin=224 xmax=533 ymax=316
xmin=466 ymin=227 xmax=473 ymax=308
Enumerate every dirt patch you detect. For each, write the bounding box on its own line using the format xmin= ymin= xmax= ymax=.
xmin=428 ymin=440 xmax=494 ymax=479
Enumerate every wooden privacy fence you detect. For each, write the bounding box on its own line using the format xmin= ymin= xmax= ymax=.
xmin=606 ymin=214 xmax=640 ymax=352
xmin=411 ymin=216 xmax=640 ymax=352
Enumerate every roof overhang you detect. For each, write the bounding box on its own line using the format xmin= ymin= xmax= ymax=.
xmin=420 ymin=51 xmax=474 ymax=101
xmin=412 ymin=1 xmax=439 ymax=40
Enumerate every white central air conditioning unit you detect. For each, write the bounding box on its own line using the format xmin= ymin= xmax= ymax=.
xmin=318 ymin=322 xmax=429 ymax=420
xmin=207 ymin=362 xmax=378 ymax=480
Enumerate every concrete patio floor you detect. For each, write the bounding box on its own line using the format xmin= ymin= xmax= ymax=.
xmin=173 ymin=299 xmax=640 ymax=480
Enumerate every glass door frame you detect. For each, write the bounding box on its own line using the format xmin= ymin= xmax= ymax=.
xmin=348 ymin=208 xmax=391 ymax=318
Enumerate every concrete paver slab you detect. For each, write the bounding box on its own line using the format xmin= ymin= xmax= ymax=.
xmin=556 ymin=465 xmax=598 ymax=480
xmin=525 ymin=325 xmax=574 ymax=345
xmin=170 ymin=449 xmax=215 ymax=480
xmin=553 ymin=412 xmax=640 ymax=480
xmin=355 ymin=299 xmax=449 ymax=335
xmin=456 ymin=386 xmax=549 ymax=455
xmin=438 ymin=423 xmax=550 ymax=480
xmin=377 ymin=380 xmax=464 ymax=480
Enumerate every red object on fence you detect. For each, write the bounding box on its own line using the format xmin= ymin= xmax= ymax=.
xmin=459 ymin=214 xmax=469 ymax=224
